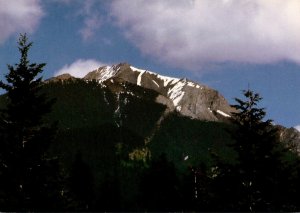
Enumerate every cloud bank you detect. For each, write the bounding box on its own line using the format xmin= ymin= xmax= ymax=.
xmin=110 ymin=0 xmax=300 ymax=70
xmin=55 ymin=59 xmax=106 ymax=78
xmin=0 ymin=0 xmax=44 ymax=44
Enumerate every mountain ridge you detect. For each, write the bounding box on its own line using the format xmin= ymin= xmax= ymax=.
xmin=49 ymin=62 xmax=300 ymax=149
xmin=52 ymin=62 xmax=235 ymax=122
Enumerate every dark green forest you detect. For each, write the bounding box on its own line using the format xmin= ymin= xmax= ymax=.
xmin=1 ymin=35 xmax=300 ymax=211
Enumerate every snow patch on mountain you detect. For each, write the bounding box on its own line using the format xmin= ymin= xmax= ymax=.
xmin=152 ymin=80 xmax=159 ymax=88
xmin=176 ymin=106 xmax=182 ymax=111
xmin=186 ymin=81 xmax=202 ymax=89
xmin=97 ymin=66 xmax=118 ymax=82
xmin=130 ymin=65 xmax=204 ymax=109
xmin=216 ymin=109 xmax=231 ymax=118
xmin=167 ymin=81 xmax=185 ymax=107
xmin=130 ymin=65 xmax=179 ymax=87
xmin=81 ymin=63 xmax=234 ymax=121
xmin=137 ymin=70 xmax=145 ymax=86
xmin=130 ymin=66 xmax=147 ymax=73
xmin=161 ymin=77 xmax=179 ymax=87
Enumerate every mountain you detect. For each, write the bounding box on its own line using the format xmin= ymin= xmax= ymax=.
xmin=42 ymin=63 xmax=238 ymax=181
xmin=2 ymin=62 xmax=300 ymax=210
xmin=276 ymin=125 xmax=300 ymax=152
xmin=64 ymin=62 xmax=235 ymax=122
xmin=46 ymin=73 xmax=76 ymax=82
xmin=48 ymin=62 xmax=300 ymax=151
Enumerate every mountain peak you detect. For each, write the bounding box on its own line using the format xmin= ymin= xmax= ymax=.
xmin=82 ymin=63 xmax=235 ymax=121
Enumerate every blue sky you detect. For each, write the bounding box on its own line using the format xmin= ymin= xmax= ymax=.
xmin=0 ymin=0 xmax=300 ymax=129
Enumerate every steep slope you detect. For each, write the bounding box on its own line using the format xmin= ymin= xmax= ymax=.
xmin=48 ymin=63 xmax=300 ymax=152
xmin=38 ymin=79 xmax=234 ymax=192
xmin=276 ymin=125 xmax=300 ymax=151
xmin=83 ymin=63 xmax=235 ymax=121
xmin=43 ymin=78 xmax=166 ymax=139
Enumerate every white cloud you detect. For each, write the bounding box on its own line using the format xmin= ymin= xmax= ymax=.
xmin=0 ymin=0 xmax=44 ymax=44
xmin=294 ymin=125 xmax=300 ymax=132
xmin=79 ymin=14 xmax=102 ymax=41
xmin=77 ymin=0 xmax=103 ymax=41
xmin=55 ymin=59 xmax=107 ymax=78
xmin=110 ymin=0 xmax=300 ymax=70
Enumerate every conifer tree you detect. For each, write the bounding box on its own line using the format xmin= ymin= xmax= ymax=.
xmin=139 ymin=153 xmax=181 ymax=211
xmin=68 ymin=152 xmax=95 ymax=211
xmin=231 ymin=90 xmax=277 ymax=210
xmin=0 ymin=34 xmax=64 ymax=211
xmin=212 ymin=89 xmax=300 ymax=211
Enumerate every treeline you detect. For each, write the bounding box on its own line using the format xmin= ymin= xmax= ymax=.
xmin=0 ymin=35 xmax=300 ymax=211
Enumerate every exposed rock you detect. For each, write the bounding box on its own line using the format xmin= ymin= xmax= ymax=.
xmin=84 ymin=63 xmax=236 ymax=121
xmin=276 ymin=125 xmax=300 ymax=152
xmin=44 ymin=62 xmax=300 ymax=152
xmin=45 ymin=73 xmax=77 ymax=83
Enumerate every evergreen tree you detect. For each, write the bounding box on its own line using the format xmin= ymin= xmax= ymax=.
xmin=68 ymin=152 xmax=95 ymax=211
xmin=231 ymin=90 xmax=278 ymax=210
xmin=139 ymin=153 xmax=181 ymax=211
xmin=212 ymin=89 xmax=300 ymax=211
xmin=0 ymin=34 xmax=64 ymax=211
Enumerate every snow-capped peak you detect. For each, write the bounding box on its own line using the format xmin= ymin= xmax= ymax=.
xmin=130 ymin=66 xmax=179 ymax=87
xmin=83 ymin=63 xmax=234 ymax=121
xmin=129 ymin=65 xmax=202 ymax=109
xmin=96 ymin=66 xmax=115 ymax=82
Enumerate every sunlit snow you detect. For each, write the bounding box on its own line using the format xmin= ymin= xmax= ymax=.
xmin=96 ymin=66 xmax=119 ymax=82
xmin=152 ymin=80 xmax=159 ymax=87
xmin=137 ymin=70 xmax=145 ymax=86
xmin=216 ymin=110 xmax=231 ymax=117
xmin=176 ymin=106 xmax=182 ymax=111
xmin=187 ymin=82 xmax=196 ymax=87
xmin=168 ymin=81 xmax=185 ymax=107
xmin=96 ymin=65 xmax=205 ymax=109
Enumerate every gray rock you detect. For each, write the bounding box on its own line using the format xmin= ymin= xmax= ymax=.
xmin=84 ymin=63 xmax=236 ymax=121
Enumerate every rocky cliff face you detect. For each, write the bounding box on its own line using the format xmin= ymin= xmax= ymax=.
xmin=276 ymin=125 xmax=300 ymax=152
xmin=83 ymin=63 xmax=235 ymax=121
